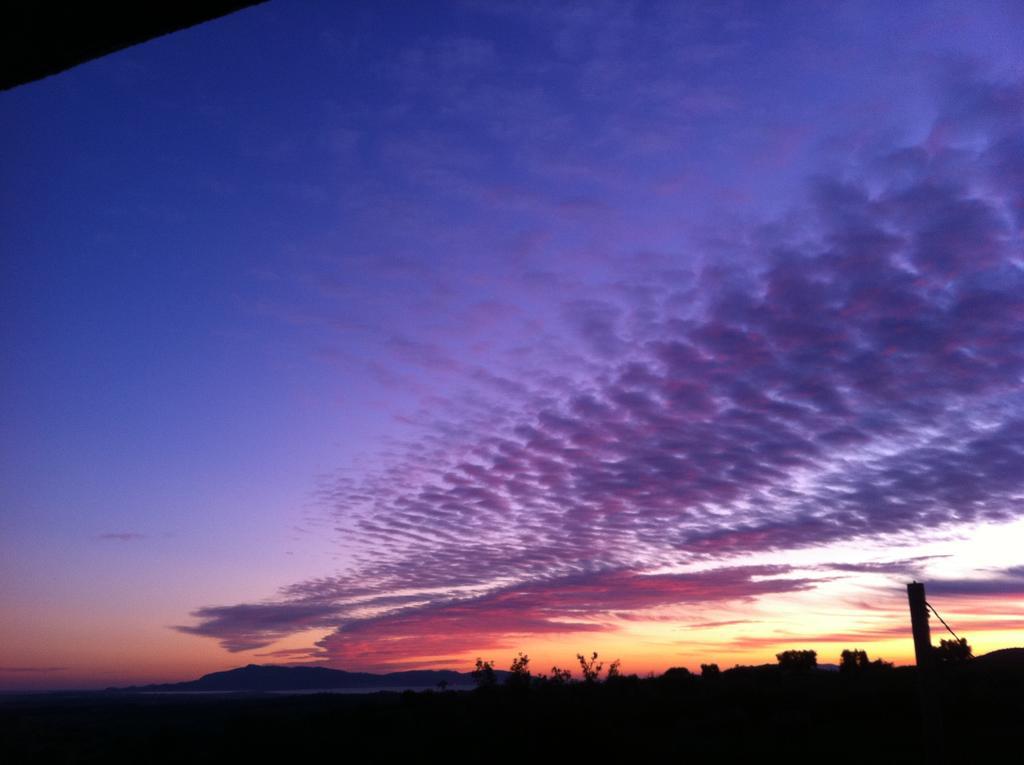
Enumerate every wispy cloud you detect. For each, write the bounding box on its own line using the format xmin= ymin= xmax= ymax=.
xmin=181 ymin=565 xmax=818 ymax=667
xmin=928 ymin=567 xmax=1024 ymax=597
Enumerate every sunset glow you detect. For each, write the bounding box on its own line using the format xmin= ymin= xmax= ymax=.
xmin=2 ymin=1 xmax=1023 ymax=690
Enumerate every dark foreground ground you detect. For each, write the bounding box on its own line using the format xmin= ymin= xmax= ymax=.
xmin=2 ymin=662 xmax=1020 ymax=764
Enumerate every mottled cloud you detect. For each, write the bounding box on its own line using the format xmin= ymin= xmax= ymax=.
xmin=181 ymin=58 xmax=1024 ymax=666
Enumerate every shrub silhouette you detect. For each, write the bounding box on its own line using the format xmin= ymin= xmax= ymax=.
xmin=701 ymin=663 xmax=721 ymax=678
xmin=606 ymin=659 xmax=622 ymax=680
xmin=471 ymin=658 xmax=497 ymax=688
xmin=661 ymin=667 xmax=693 ymax=684
xmin=776 ymin=649 xmax=817 ymax=673
xmin=934 ymin=637 xmax=972 ymax=664
xmin=547 ymin=666 xmax=572 ymax=685
xmin=840 ymin=649 xmax=893 ymax=673
xmin=577 ymin=652 xmax=603 ymax=683
xmin=507 ymin=652 xmax=531 ymax=688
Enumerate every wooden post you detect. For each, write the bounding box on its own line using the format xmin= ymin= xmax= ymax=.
xmin=907 ymin=581 xmax=944 ymax=763
xmin=907 ymin=581 xmax=932 ymax=671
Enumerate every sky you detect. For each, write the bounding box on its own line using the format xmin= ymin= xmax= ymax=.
xmin=2 ymin=0 xmax=1023 ymax=690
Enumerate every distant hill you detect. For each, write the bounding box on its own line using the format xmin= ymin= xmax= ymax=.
xmin=972 ymin=648 xmax=1024 ymax=669
xmin=109 ymin=664 xmax=505 ymax=693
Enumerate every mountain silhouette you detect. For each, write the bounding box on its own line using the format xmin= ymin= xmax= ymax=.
xmin=972 ymin=647 xmax=1024 ymax=669
xmin=109 ymin=664 xmax=506 ymax=692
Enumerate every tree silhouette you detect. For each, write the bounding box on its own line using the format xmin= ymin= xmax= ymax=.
xmin=577 ymin=652 xmax=603 ymax=683
xmin=507 ymin=652 xmax=531 ymax=688
xmin=701 ymin=663 xmax=721 ymax=679
xmin=471 ymin=658 xmax=496 ymax=688
xmin=776 ymin=649 xmax=817 ymax=673
xmin=840 ymin=649 xmax=869 ymax=673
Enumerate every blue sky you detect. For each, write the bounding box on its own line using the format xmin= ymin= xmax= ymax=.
xmin=2 ymin=1 xmax=1023 ymax=687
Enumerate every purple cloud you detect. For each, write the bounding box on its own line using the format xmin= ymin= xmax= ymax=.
xmin=182 ymin=565 xmax=816 ymax=666
xmin=175 ymin=602 xmax=343 ymax=652
xmin=927 ymin=567 xmax=1024 ymax=597
xmin=180 ymin=67 xmax=1024 ymax=664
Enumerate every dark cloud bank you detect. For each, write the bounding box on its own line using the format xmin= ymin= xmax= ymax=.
xmin=180 ymin=71 xmax=1024 ymax=667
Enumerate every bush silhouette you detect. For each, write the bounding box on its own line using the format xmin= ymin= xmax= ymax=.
xmin=776 ymin=649 xmax=817 ymax=673
xmin=701 ymin=663 xmax=721 ymax=678
xmin=547 ymin=666 xmax=572 ymax=685
xmin=660 ymin=667 xmax=693 ymax=688
xmin=471 ymin=658 xmax=497 ymax=688
xmin=577 ymin=652 xmax=603 ymax=683
xmin=934 ymin=637 xmax=972 ymax=664
xmin=606 ymin=659 xmax=622 ymax=680
xmin=840 ymin=649 xmax=893 ymax=673
xmin=507 ymin=652 xmax=531 ymax=688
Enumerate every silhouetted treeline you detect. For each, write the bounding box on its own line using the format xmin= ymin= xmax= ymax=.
xmin=1 ymin=652 xmax=1020 ymax=764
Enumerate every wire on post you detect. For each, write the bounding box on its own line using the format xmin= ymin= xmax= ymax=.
xmin=925 ymin=600 xmax=963 ymax=642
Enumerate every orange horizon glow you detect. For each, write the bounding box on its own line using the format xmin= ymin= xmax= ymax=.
xmin=4 ymin=2 xmax=1024 ymax=697
xmin=5 ymin=574 xmax=1021 ymax=690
